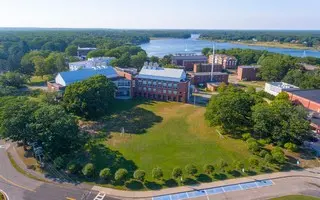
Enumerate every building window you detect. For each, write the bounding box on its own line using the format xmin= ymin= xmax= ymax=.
xmin=148 ymin=81 xmax=151 ymax=86
xmin=163 ymin=82 xmax=167 ymax=87
xmin=153 ymin=81 xmax=157 ymax=86
xmin=148 ymin=88 xmax=151 ymax=92
xmin=173 ymin=91 xmax=177 ymax=95
xmin=143 ymin=87 xmax=147 ymax=91
xmin=163 ymin=89 xmax=167 ymax=94
xmin=168 ymin=90 xmax=172 ymax=94
xmin=168 ymin=83 xmax=172 ymax=88
xmin=143 ymin=80 xmax=146 ymax=85
xmin=153 ymin=88 xmax=156 ymax=92
xmin=173 ymin=83 xmax=178 ymax=89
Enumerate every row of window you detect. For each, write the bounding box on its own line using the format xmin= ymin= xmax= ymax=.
xmin=137 ymin=79 xmax=178 ymax=89
xmin=138 ymin=87 xmax=178 ymax=95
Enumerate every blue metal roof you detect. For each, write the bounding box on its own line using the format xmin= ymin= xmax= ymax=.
xmin=57 ymin=67 xmax=118 ymax=86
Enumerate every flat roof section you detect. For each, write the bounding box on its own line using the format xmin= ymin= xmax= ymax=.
xmin=289 ymin=89 xmax=320 ymax=104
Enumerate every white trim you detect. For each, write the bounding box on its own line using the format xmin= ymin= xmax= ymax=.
xmin=0 ymin=189 xmax=9 ymax=200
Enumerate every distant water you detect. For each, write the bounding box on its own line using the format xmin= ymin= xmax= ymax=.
xmin=140 ymin=38 xmax=320 ymax=58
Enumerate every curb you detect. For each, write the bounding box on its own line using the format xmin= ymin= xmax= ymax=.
xmin=0 ymin=190 xmax=9 ymax=200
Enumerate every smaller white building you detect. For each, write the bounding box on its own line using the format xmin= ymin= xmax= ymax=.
xmin=264 ymin=82 xmax=299 ymax=96
xmin=69 ymin=57 xmax=115 ymax=71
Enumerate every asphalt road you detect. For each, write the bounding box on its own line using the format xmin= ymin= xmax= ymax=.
xmin=0 ymin=140 xmax=119 ymax=200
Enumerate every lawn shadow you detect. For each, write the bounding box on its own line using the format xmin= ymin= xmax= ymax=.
xmin=145 ymin=181 xmax=162 ymax=190
xmin=196 ymin=174 xmax=212 ymax=183
xmin=89 ymin=143 xmax=137 ymax=175
xmin=164 ymin=179 xmax=179 ymax=188
xmin=246 ymin=170 xmax=257 ymax=176
xmin=102 ymin=102 xmax=163 ymax=135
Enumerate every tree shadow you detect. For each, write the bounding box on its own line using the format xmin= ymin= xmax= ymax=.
xmin=228 ymin=170 xmax=242 ymax=177
xmin=246 ymin=170 xmax=257 ymax=176
xmin=125 ymin=180 xmax=144 ymax=190
xmin=196 ymin=174 xmax=212 ymax=183
xmin=89 ymin=143 xmax=137 ymax=175
xmin=182 ymin=177 xmax=199 ymax=186
xmin=145 ymin=181 xmax=162 ymax=190
xmin=164 ymin=179 xmax=179 ymax=187
xmin=213 ymin=173 xmax=227 ymax=180
xmin=103 ymin=106 xmax=162 ymax=135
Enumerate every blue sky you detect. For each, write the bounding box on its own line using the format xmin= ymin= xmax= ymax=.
xmin=0 ymin=0 xmax=319 ymax=29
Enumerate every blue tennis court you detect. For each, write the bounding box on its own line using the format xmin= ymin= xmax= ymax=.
xmin=152 ymin=179 xmax=273 ymax=200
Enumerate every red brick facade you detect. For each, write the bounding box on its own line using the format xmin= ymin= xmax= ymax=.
xmin=237 ymin=66 xmax=259 ymax=81
xmin=188 ymin=72 xmax=229 ymax=85
xmin=193 ymin=63 xmax=223 ymax=73
xmin=134 ymin=79 xmax=190 ymax=103
xmin=287 ymin=91 xmax=320 ymax=113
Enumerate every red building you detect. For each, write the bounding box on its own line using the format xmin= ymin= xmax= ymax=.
xmin=188 ymin=72 xmax=229 ymax=85
xmin=172 ymin=54 xmax=207 ymax=71
xmin=134 ymin=63 xmax=190 ymax=102
xmin=287 ymin=90 xmax=320 ymax=113
xmin=237 ymin=66 xmax=259 ymax=81
xmin=193 ymin=63 xmax=223 ymax=73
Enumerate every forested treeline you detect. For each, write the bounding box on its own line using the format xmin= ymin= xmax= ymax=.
xmin=200 ymin=30 xmax=320 ymax=47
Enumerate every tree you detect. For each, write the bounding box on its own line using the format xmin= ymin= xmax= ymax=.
xmin=284 ymin=142 xmax=298 ymax=152
xmin=164 ymin=64 xmax=179 ymax=69
xmin=0 ymin=98 xmax=39 ymax=144
xmin=53 ymin=157 xmax=66 ymax=170
xmin=150 ymin=56 xmax=159 ymax=63
xmin=82 ymin=163 xmax=95 ymax=177
xmin=217 ymin=160 xmax=228 ymax=172
xmin=30 ymin=104 xmax=87 ymax=159
xmin=172 ymin=167 xmax=183 ymax=179
xmin=115 ymin=168 xmax=128 ymax=182
xmin=152 ymin=167 xmax=163 ymax=180
xmin=87 ymin=49 xmax=108 ymax=58
xmin=233 ymin=161 xmax=244 ymax=170
xmin=248 ymin=140 xmax=262 ymax=153
xmin=205 ymin=86 xmax=255 ymax=134
xmin=159 ymin=54 xmax=172 ymax=66
xmin=99 ymin=168 xmax=112 ymax=181
xmin=133 ymin=170 xmax=146 ymax=181
xmin=271 ymin=147 xmax=286 ymax=164
xmin=203 ymin=164 xmax=215 ymax=174
xmin=32 ymin=55 xmax=46 ymax=77
xmin=202 ymin=48 xmax=212 ymax=57
xmin=65 ymin=45 xmax=78 ymax=56
xmin=63 ymin=75 xmax=116 ymax=119
xmin=0 ymin=72 xmax=26 ymax=88
xmin=185 ymin=164 xmax=197 ymax=176
xmin=130 ymin=51 xmax=147 ymax=69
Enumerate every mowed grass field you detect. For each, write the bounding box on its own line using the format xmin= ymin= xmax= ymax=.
xmin=103 ymin=100 xmax=252 ymax=179
xmin=271 ymin=195 xmax=320 ymax=200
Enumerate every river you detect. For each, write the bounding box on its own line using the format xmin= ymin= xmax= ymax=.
xmin=140 ymin=38 xmax=320 ymax=58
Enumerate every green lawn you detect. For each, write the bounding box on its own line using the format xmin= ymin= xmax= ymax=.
xmin=271 ymin=195 xmax=320 ymax=200
xmin=100 ymin=100 xmax=253 ymax=179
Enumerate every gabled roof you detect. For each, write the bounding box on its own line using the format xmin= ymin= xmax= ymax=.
xmin=137 ymin=66 xmax=186 ymax=82
xmin=56 ymin=67 xmax=118 ymax=86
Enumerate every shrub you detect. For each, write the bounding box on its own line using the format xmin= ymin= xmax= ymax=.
xmin=217 ymin=160 xmax=228 ymax=171
xmin=99 ymin=168 xmax=112 ymax=181
xmin=272 ymin=152 xmax=286 ymax=164
xmin=259 ymin=150 xmax=269 ymax=157
xmin=185 ymin=164 xmax=198 ymax=176
xmin=258 ymin=138 xmax=272 ymax=145
xmin=233 ymin=161 xmax=244 ymax=170
xmin=264 ymin=154 xmax=273 ymax=163
xmin=172 ymin=167 xmax=183 ymax=179
xmin=115 ymin=168 xmax=128 ymax=182
xmin=249 ymin=157 xmax=259 ymax=169
xmin=284 ymin=142 xmax=298 ymax=152
xmin=242 ymin=133 xmax=252 ymax=141
xmin=125 ymin=179 xmax=144 ymax=190
xmin=133 ymin=170 xmax=146 ymax=181
xmin=246 ymin=138 xmax=256 ymax=143
xmin=53 ymin=157 xmax=66 ymax=170
xmin=67 ymin=161 xmax=80 ymax=174
xmin=248 ymin=141 xmax=261 ymax=153
xmin=152 ymin=167 xmax=163 ymax=180
xmin=203 ymin=164 xmax=215 ymax=174
xmin=82 ymin=163 xmax=95 ymax=177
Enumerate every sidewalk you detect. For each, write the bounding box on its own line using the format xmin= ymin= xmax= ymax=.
xmin=92 ymin=168 xmax=320 ymax=199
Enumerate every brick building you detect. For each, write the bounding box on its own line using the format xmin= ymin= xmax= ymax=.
xmin=134 ymin=63 xmax=190 ymax=103
xmin=286 ymin=90 xmax=320 ymax=113
xmin=188 ymin=72 xmax=229 ymax=85
xmin=208 ymin=54 xmax=237 ymax=69
xmin=171 ymin=54 xmax=207 ymax=71
xmin=237 ymin=66 xmax=259 ymax=81
xmin=193 ymin=63 xmax=223 ymax=73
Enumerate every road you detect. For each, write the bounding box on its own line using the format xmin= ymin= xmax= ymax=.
xmin=0 ymin=140 xmax=118 ymax=200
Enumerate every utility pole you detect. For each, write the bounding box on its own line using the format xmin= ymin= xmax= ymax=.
xmin=210 ymin=43 xmax=215 ymax=82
